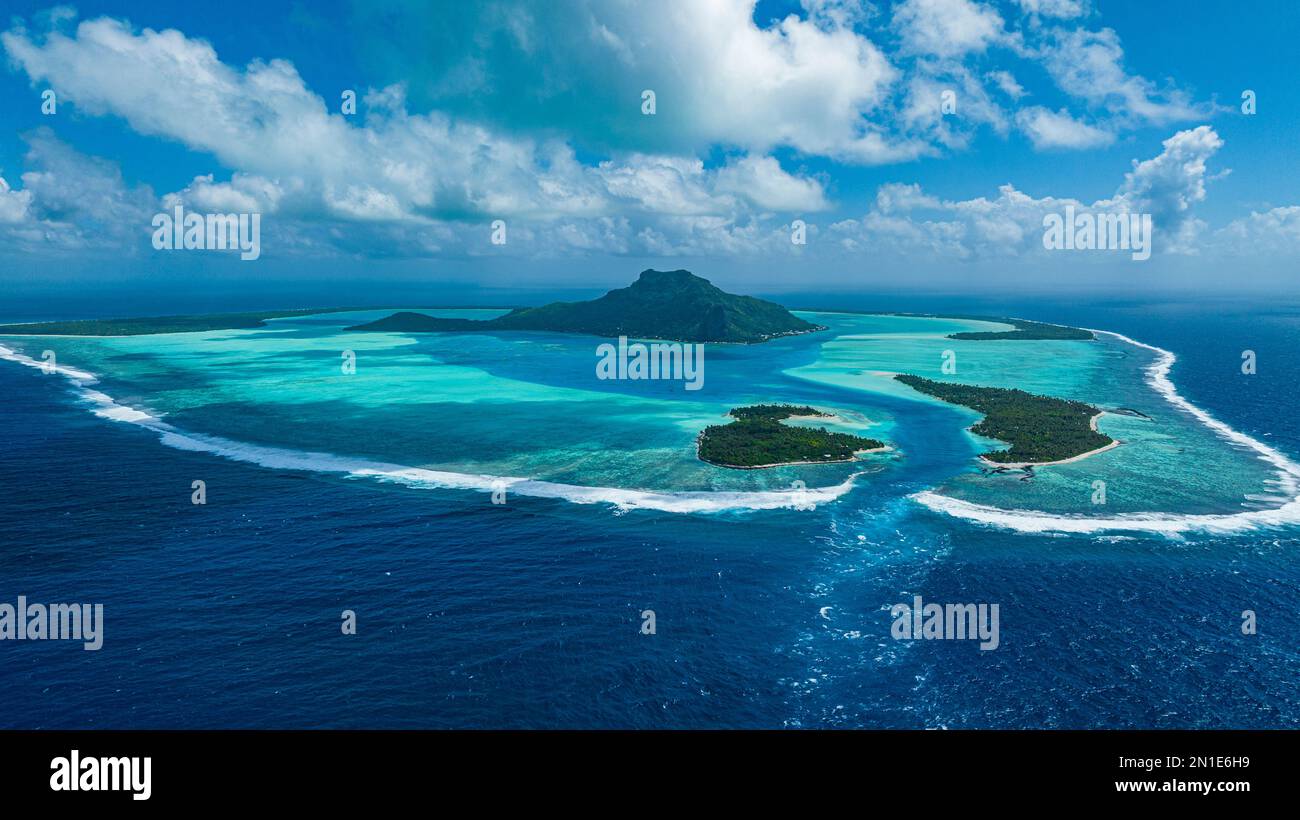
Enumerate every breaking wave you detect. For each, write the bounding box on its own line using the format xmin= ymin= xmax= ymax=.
xmin=912 ymin=330 xmax=1300 ymax=535
xmin=0 ymin=343 xmax=857 ymax=514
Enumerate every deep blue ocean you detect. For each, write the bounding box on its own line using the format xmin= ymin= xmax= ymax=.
xmin=2 ymin=293 xmax=1299 ymax=728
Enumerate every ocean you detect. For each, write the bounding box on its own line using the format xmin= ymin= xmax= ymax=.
xmin=1 ymin=294 xmax=1298 ymax=728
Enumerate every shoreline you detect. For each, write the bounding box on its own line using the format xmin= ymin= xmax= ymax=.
xmin=977 ymin=412 xmax=1119 ymax=469
xmin=784 ymin=411 xmax=872 ymax=427
xmin=698 ymin=444 xmax=890 ymax=470
xmin=695 ymin=421 xmax=890 ymax=470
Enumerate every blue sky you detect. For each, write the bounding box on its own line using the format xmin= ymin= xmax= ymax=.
xmin=1 ymin=0 xmax=1298 ymax=302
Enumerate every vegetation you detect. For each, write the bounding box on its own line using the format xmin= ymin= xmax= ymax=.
xmin=698 ymin=404 xmax=883 ymax=468
xmin=728 ymin=404 xmax=822 ymax=420
xmin=349 ymin=269 xmax=824 ymax=343
xmin=894 ymin=374 xmax=1112 ymax=464
xmin=946 ymin=318 xmax=1094 ymax=341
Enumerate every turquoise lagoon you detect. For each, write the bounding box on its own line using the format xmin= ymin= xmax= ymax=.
xmin=1 ymin=310 xmax=1290 ymax=530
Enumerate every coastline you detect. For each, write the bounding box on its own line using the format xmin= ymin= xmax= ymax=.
xmin=977 ymin=412 xmax=1119 ymax=469
xmin=784 ymin=411 xmax=871 ymax=426
xmin=696 ymin=406 xmax=888 ymax=469
xmin=698 ymin=444 xmax=890 ymax=470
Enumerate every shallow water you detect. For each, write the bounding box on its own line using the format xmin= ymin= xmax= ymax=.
xmin=1 ymin=308 xmax=1282 ymax=522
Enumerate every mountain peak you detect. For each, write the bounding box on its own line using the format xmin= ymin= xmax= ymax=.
xmin=632 ymin=269 xmax=710 ymax=289
xmin=350 ymin=269 xmax=823 ymax=343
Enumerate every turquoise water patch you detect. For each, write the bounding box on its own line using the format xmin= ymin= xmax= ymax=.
xmin=787 ymin=316 xmax=1282 ymax=516
xmin=2 ymin=309 xmax=1286 ymax=520
xmin=2 ymin=311 xmax=895 ymax=493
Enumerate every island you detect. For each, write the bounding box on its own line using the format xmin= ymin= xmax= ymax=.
xmin=893 ymin=374 xmax=1116 ymax=466
xmin=697 ymin=404 xmax=885 ymax=469
xmin=349 ymin=269 xmax=824 ymax=344
xmin=945 ymin=318 xmax=1094 ymax=341
xmin=0 ymin=306 xmax=501 ymax=337
xmin=782 ymin=310 xmax=1094 ymax=341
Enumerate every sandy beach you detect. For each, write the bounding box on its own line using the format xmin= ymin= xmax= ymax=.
xmin=978 ymin=412 xmax=1119 ymax=469
xmin=698 ymin=444 xmax=891 ymax=470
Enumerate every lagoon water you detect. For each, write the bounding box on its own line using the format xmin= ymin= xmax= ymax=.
xmin=2 ymin=297 xmax=1298 ymax=727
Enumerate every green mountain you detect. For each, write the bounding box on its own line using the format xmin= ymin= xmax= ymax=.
xmin=349 ymin=269 xmax=823 ymax=343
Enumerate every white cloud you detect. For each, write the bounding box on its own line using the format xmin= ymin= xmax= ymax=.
xmin=596 ymin=156 xmax=723 ymax=217
xmin=1109 ymin=124 xmax=1222 ymax=250
xmin=0 ymin=129 xmax=155 ymax=252
xmin=1038 ymin=28 xmax=1215 ymax=126
xmin=875 ymin=182 xmax=942 ymax=213
xmin=1013 ymin=0 xmax=1090 ymax=19
xmin=893 ymin=0 xmax=1005 ymax=58
xmin=1216 ymin=207 xmax=1300 ymax=254
xmin=987 ymin=70 xmax=1027 ymax=99
xmin=836 ymin=125 xmax=1230 ymax=259
xmin=714 ymin=155 xmax=830 ymax=212
xmin=898 ymin=63 xmax=1012 ymax=150
xmin=800 ymin=0 xmax=876 ymax=29
xmin=0 ymin=176 xmax=34 ymax=224
xmin=0 ymin=8 xmax=1265 ymax=267
xmin=0 ymin=14 xmax=835 ymax=261
xmin=1016 ymin=106 xmax=1113 ymax=149
xmin=162 ymin=173 xmax=286 ymax=215
xmin=654 ymin=0 xmax=909 ymax=162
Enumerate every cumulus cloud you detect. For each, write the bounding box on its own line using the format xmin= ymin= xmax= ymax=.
xmin=0 ymin=128 xmax=155 ymax=252
xmin=1013 ymin=0 xmax=1090 ymax=20
xmin=892 ymin=0 xmax=1006 ymax=58
xmin=714 ymin=155 xmax=830 ymax=212
xmin=1016 ymin=106 xmax=1113 ymax=149
xmin=897 ymin=62 xmax=1011 ymax=150
xmin=1216 ymin=207 xmax=1300 ymax=254
xmin=987 ymin=70 xmax=1027 ymax=99
xmin=351 ymin=0 xmax=916 ymax=164
xmin=0 ymin=13 xmax=836 ymax=259
xmin=1110 ymin=124 xmax=1223 ymax=250
xmin=874 ymin=182 xmax=942 ymax=213
xmin=658 ymin=0 xmax=909 ymax=162
xmin=0 ymin=176 xmax=34 ymax=224
xmin=1037 ymin=28 xmax=1216 ymax=126
xmin=0 ymin=6 xmax=1267 ymax=268
xmin=835 ymin=125 xmax=1230 ymax=259
xmin=357 ymin=1 xmax=1215 ymax=161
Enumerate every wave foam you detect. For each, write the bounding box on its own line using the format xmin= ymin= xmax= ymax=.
xmin=912 ymin=330 xmax=1300 ymax=535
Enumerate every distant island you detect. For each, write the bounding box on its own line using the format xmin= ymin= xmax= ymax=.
xmin=894 ymin=374 xmax=1115 ymax=466
xmin=0 ymin=285 xmax=1091 ymax=346
xmin=697 ymin=404 xmax=885 ymax=469
xmin=945 ymin=318 xmax=1094 ymax=341
xmin=0 ymin=308 xmax=365 ymax=337
xmin=349 ymin=269 xmax=824 ymax=344
xmin=784 ymin=309 xmax=1094 ymax=341
xmin=0 ymin=306 xmax=506 ymax=337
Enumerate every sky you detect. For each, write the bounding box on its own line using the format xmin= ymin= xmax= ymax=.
xmin=1 ymin=0 xmax=1298 ymax=308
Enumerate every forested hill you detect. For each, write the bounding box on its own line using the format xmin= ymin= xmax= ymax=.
xmin=348 ymin=269 xmax=823 ymax=343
